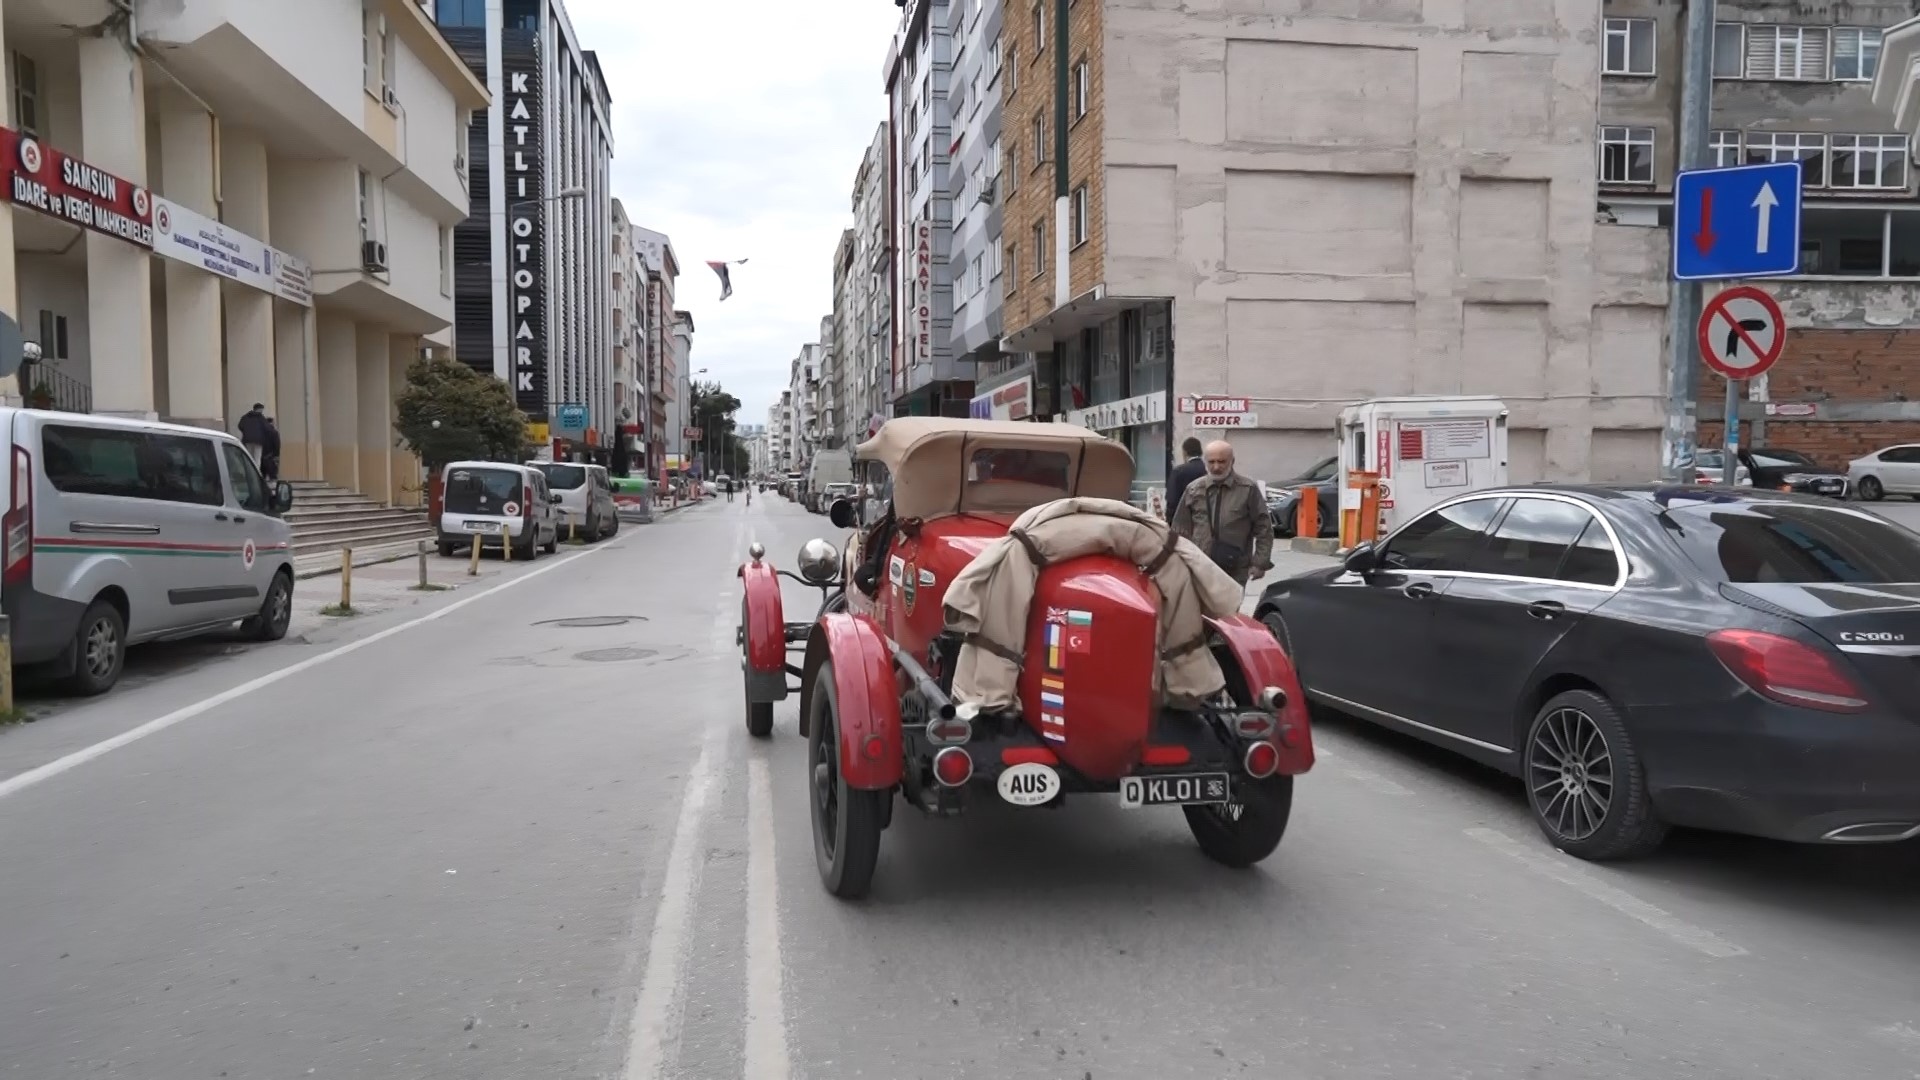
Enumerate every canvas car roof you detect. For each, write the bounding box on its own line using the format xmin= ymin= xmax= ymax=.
xmin=854 ymin=417 xmax=1135 ymax=520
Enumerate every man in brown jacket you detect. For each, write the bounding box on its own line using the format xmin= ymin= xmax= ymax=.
xmin=1172 ymin=439 xmax=1274 ymax=586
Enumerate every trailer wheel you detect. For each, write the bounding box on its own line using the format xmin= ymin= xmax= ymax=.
xmin=1185 ymin=776 xmax=1293 ymax=869
xmin=808 ymin=660 xmax=885 ymax=899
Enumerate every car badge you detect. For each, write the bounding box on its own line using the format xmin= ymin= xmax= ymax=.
xmin=903 ymin=563 xmax=918 ymax=614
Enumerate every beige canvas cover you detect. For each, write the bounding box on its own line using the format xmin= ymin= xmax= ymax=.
xmin=855 ymin=417 xmax=1135 ymax=521
xmin=941 ymin=497 xmax=1247 ymax=711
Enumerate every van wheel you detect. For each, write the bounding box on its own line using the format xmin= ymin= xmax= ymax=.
xmin=543 ymin=527 xmax=558 ymax=554
xmin=437 ymin=541 xmax=456 ymax=557
xmin=65 ymin=600 xmax=126 ymax=696
xmin=242 ymin=571 xmax=294 ymax=642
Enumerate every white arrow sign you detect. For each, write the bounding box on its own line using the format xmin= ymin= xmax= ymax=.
xmin=1752 ymin=182 xmax=1779 ymax=254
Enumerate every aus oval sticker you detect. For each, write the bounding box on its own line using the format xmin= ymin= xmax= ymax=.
xmin=997 ymin=762 xmax=1060 ymax=806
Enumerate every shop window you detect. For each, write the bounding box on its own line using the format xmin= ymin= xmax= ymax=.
xmin=503 ymin=0 xmax=539 ymax=31
xmin=1132 ymin=304 xmax=1169 ymax=399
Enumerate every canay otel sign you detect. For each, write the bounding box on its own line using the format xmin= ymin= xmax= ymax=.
xmin=0 ymin=128 xmax=152 ymax=247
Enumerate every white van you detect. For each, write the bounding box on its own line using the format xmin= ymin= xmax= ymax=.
xmin=527 ymin=461 xmax=618 ymax=541
xmin=7 ymin=409 xmax=298 ymax=695
xmin=436 ymin=461 xmax=560 ymax=559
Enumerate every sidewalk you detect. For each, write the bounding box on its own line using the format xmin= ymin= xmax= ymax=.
xmin=288 ymin=548 xmax=519 ymax=646
xmin=1238 ymin=546 xmax=1341 ymax=617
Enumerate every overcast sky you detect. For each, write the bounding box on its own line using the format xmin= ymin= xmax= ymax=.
xmin=567 ymin=0 xmax=903 ymax=425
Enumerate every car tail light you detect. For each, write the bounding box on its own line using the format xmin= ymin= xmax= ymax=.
xmin=932 ymin=746 xmax=973 ymax=787
xmin=1235 ymin=713 xmax=1275 ymax=739
xmin=523 ymin=484 xmax=534 ymax=519
xmin=1706 ymin=629 xmax=1870 ymax=713
xmin=1244 ymin=741 xmax=1280 ymax=778
xmin=4 ymin=444 xmax=31 ymax=586
xmin=926 ymin=716 xmax=971 ymax=745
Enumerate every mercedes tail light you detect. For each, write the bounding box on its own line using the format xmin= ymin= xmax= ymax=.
xmin=4 ymin=444 xmax=31 ymax=586
xmin=1706 ymin=629 xmax=1870 ymax=713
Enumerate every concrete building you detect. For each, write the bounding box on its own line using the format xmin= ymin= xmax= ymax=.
xmin=849 ymin=121 xmax=892 ymax=440
xmin=0 ymin=0 xmax=487 ymax=505
xmin=884 ymin=0 xmax=972 ymax=417
xmin=1611 ymin=0 xmax=1920 ymax=462
xmin=993 ymin=0 xmax=1663 ymax=492
xmin=789 ymin=339 xmax=822 ymax=472
xmin=629 ymin=226 xmax=679 ymax=476
xmin=436 ymin=0 xmax=615 ymax=460
xmin=767 ymin=392 xmax=790 ymax=472
xmin=950 ymin=0 xmax=1007 ymax=401
xmin=670 ymin=307 xmax=692 ymax=472
xmin=610 ymin=197 xmax=643 ymax=469
xmin=829 ymin=228 xmax=856 ymax=447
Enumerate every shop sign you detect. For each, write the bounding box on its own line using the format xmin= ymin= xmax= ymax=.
xmin=151 ymin=196 xmax=313 ymax=307
xmin=912 ymin=221 xmax=932 ymax=369
xmin=1064 ymin=390 xmax=1167 ymax=431
xmin=1177 ymin=395 xmax=1251 ymax=414
xmin=1192 ymin=411 xmax=1258 ymax=429
xmin=502 ymin=50 xmax=547 ymax=413
xmin=2 ymin=130 xmax=152 ymax=247
xmin=969 ymin=376 xmax=1033 ymax=421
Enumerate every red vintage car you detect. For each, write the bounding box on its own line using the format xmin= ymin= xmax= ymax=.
xmin=738 ymin=418 xmax=1314 ymax=898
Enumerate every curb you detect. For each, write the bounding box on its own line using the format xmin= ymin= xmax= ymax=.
xmin=294 ymin=544 xmax=429 ymax=581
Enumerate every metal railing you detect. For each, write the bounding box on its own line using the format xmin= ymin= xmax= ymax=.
xmin=23 ymin=364 xmax=92 ymax=414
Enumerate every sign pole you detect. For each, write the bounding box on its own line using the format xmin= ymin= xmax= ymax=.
xmin=1723 ymin=375 xmax=1741 ymax=468
xmin=1662 ymin=0 xmax=1717 ymax=483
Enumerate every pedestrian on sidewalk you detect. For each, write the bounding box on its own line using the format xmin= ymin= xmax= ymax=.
xmin=1166 ymin=436 xmax=1206 ymax=521
xmin=261 ymin=416 xmax=282 ymax=482
xmin=1171 ymin=439 xmax=1273 ymax=587
xmin=238 ymin=402 xmax=269 ymax=464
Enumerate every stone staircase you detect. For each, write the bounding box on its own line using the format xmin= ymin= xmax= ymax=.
xmin=285 ymin=480 xmax=434 ymax=570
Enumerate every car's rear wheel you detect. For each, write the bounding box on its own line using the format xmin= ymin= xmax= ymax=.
xmin=1186 ymin=776 xmax=1293 ymax=868
xmin=65 ymin=599 xmax=126 ymax=696
xmin=1858 ymin=475 xmax=1885 ymax=500
xmin=243 ymin=570 xmax=294 ymax=642
xmin=1524 ymin=689 xmax=1666 ymax=861
xmin=808 ymin=660 xmax=884 ymax=898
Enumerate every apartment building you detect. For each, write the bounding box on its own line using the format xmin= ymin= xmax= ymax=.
xmin=830 ymin=227 xmax=858 ymax=447
xmin=885 ymin=0 xmax=972 ymax=417
xmin=1605 ymin=0 xmax=1920 ymax=461
xmin=629 ymin=226 xmax=680 ymax=475
xmin=950 ymin=0 xmax=1007 ymax=400
xmin=991 ymin=0 xmax=1662 ymax=490
xmin=670 ymin=307 xmax=692 ymax=473
xmin=0 ymin=0 xmax=486 ymax=504
xmin=610 ymin=198 xmax=643 ymax=470
xmin=437 ymin=0 xmax=615 ymax=459
xmin=850 ymin=122 xmax=892 ymax=440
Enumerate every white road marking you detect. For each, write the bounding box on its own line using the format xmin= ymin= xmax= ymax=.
xmin=0 ymin=539 xmax=628 ymax=803
xmin=1464 ymin=827 xmax=1749 ymax=959
xmin=744 ymin=755 xmax=791 ymax=1080
xmin=622 ymin=739 xmax=719 ymax=1079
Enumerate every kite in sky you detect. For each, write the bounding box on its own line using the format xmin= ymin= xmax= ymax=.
xmin=707 ymin=258 xmax=748 ymax=301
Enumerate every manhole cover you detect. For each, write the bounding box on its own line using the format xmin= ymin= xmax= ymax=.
xmin=536 ymin=616 xmax=648 ymax=629
xmin=574 ymin=647 xmax=659 ymax=663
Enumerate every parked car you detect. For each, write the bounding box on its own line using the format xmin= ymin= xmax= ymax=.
xmin=1847 ymin=443 xmax=1920 ymax=500
xmin=1738 ymin=447 xmax=1849 ymax=498
xmin=1266 ymin=456 xmax=1339 ymax=538
xmin=1692 ymin=448 xmax=1749 ymax=486
xmin=529 ymin=461 xmax=618 ymax=541
xmin=436 ymin=462 xmax=560 ymax=559
xmin=1254 ymin=484 xmax=1920 ymax=860
xmin=7 ymin=411 xmax=297 ymax=695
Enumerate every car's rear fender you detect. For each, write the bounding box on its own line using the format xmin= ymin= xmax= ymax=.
xmin=800 ymin=612 xmax=903 ymax=790
xmin=1207 ymin=613 xmax=1316 ymax=775
xmin=739 ymin=558 xmax=787 ymax=694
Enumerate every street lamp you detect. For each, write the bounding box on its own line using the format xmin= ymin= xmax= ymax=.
xmin=508 ymin=186 xmax=587 ymax=212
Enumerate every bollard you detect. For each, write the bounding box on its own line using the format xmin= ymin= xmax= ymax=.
xmin=340 ymin=547 xmax=354 ymax=610
xmin=469 ymin=535 xmax=481 ymax=576
xmin=503 ymin=527 xmax=512 ymax=562
xmin=417 ymin=539 xmax=429 ymax=588
xmin=0 ymin=612 xmax=13 ymax=714
xmin=1296 ymin=485 xmax=1320 ymax=540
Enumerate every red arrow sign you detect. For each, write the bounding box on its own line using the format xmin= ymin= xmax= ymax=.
xmin=1692 ymin=187 xmax=1717 ymax=255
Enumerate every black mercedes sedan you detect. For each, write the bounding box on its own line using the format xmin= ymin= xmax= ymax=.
xmin=1254 ymin=485 xmax=1920 ymax=861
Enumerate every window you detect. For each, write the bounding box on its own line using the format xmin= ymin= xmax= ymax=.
xmin=1603 ymin=18 xmax=1655 ymax=76
xmin=1710 ymin=129 xmax=1741 ymax=167
xmin=1746 ymin=131 xmax=1826 ymax=186
xmin=41 ymin=427 xmax=223 ymax=506
xmin=148 ymin=437 xmax=224 ymax=505
xmin=221 ymin=443 xmax=270 ymax=514
xmin=1006 ymin=144 xmax=1018 ymax=190
xmin=1071 ymin=184 xmax=1088 ymax=247
xmin=1466 ymin=498 xmax=1613 ymax=584
xmin=1744 ymin=25 xmax=1831 ymax=81
xmin=988 ymin=241 xmax=1002 ymax=279
xmin=1713 ymin=22 xmax=1745 ymax=78
xmin=988 ymin=38 xmax=1002 ymax=80
xmin=1006 ymin=240 xmax=1018 ymax=282
xmin=1829 ymin=135 xmax=1908 ymax=190
xmin=1031 ymin=114 xmax=1046 ymax=167
xmin=1666 ymin=500 xmax=1920 ymax=583
xmin=1598 ymin=126 xmax=1655 ymax=184
xmin=1833 ymin=27 xmax=1881 ymax=81
xmin=381 ymin=15 xmax=396 ymax=96
xmin=357 ymin=169 xmax=372 ymax=240
xmin=1030 ymin=220 xmax=1046 ymax=278
xmin=11 ymin=51 xmax=38 ymax=137
xmin=1382 ymin=497 xmax=1504 ymax=572
xmin=439 ymin=226 xmax=452 ymax=295
xmin=435 ymin=0 xmax=487 ymax=27
xmin=1074 ymin=58 xmax=1089 ymax=118
xmin=1032 ymin=2 xmax=1045 ymax=52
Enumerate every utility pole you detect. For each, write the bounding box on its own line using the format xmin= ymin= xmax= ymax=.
xmin=1661 ymin=0 xmax=1716 ymax=482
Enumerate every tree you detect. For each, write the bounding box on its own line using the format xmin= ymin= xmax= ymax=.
xmin=393 ymin=355 xmax=532 ymax=470
xmin=690 ymin=380 xmax=745 ymax=475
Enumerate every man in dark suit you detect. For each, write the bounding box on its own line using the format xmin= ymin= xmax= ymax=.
xmin=1165 ymin=436 xmax=1205 ymax=520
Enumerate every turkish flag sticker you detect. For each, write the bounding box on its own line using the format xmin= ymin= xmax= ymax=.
xmin=1066 ymin=627 xmax=1093 ymax=654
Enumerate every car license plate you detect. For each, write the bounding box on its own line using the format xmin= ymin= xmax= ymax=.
xmin=463 ymin=520 xmax=502 ymax=533
xmin=1119 ymin=772 xmax=1231 ymax=808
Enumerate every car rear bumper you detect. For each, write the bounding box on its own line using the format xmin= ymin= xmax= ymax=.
xmin=2 ymin=582 xmax=87 ymax=666
xmin=1633 ymin=700 xmax=1920 ymax=843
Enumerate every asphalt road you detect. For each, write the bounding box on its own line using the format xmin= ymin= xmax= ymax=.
xmin=1 ymin=495 xmax=1917 ymax=1080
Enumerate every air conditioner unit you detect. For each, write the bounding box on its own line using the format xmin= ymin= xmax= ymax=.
xmin=361 ymin=240 xmax=388 ymax=272
xmin=977 ymin=176 xmax=996 ymax=204
xmin=455 ymin=152 xmax=468 ymax=174
xmin=383 ymin=86 xmax=399 ymax=108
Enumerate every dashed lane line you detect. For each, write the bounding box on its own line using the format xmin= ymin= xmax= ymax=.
xmin=744 ymin=754 xmax=791 ymax=1080
xmin=621 ymin=737 xmax=720 ymax=1079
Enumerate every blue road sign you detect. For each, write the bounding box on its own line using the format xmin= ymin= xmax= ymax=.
xmin=556 ymin=403 xmax=589 ymax=431
xmin=1672 ymin=161 xmax=1803 ymax=281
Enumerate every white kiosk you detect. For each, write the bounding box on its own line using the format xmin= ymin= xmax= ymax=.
xmin=1336 ymin=397 xmax=1509 ymax=537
